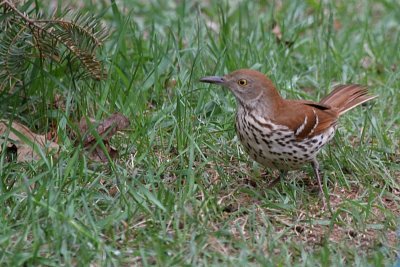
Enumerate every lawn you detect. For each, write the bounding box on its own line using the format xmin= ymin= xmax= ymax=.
xmin=0 ymin=0 xmax=399 ymax=266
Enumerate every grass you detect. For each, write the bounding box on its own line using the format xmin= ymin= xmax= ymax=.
xmin=1 ymin=0 xmax=399 ymax=266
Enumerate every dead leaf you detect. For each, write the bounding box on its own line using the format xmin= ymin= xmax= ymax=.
xmin=272 ymin=22 xmax=283 ymax=41
xmin=86 ymin=142 xmax=118 ymax=162
xmin=53 ymin=94 xmax=66 ymax=110
xmin=79 ymin=113 xmax=130 ymax=145
xmin=0 ymin=120 xmax=60 ymax=162
xmin=165 ymin=78 xmax=177 ymax=89
xmin=272 ymin=21 xmax=294 ymax=48
xmin=78 ymin=113 xmax=130 ymax=162
xmin=99 ymin=177 xmax=119 ymax=196
xmin=334 ymin=19 xmax=342 ymax=30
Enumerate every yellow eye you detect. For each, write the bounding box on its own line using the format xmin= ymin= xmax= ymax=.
xmin=238 ymin=79 xmax=248 ymax=86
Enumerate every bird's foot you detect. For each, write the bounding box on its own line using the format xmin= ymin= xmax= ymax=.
xmin=311 ymin=159 xmax=329 ymax=210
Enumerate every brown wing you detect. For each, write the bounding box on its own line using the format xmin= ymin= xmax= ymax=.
xmin=272 ymin=100 xmax=339 ymax=140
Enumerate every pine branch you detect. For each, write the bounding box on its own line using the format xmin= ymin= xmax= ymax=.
xmin=0 ymin=24 xmax=30 ymax=90
xmin=0 ymin=0 xmax=108 ymax=90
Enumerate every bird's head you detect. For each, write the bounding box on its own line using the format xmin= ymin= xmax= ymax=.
xmin=200 ymin=69 xmax=282 ymax=111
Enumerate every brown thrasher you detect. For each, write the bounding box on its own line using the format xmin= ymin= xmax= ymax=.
xmin=200 ymin=69 xmax=376 ymax=206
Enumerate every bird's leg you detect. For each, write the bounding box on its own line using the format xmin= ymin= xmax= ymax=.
xmin=311 ymin=159 xmax=327 ymax=208
xmin=267 ymin=170 xmax=287 ymax=188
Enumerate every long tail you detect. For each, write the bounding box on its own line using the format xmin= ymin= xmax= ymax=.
xmin=319 ymin=84 xmax=377 ymax=115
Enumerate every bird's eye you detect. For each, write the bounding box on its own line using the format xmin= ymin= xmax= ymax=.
xmin=238 ymin=79 xmax=248 ymax=86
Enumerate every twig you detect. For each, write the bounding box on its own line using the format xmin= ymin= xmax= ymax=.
xmin=1 ymin=0 xmax=34 ymax=24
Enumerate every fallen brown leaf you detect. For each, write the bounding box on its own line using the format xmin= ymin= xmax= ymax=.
xmin=0 ymin=120 xmax=59 ymax=162
xmin=79 ymin=113 xmax=130 ymax=145
xmin=99 ymin=177 xmax=120 ymax=196
xmin=334 ymin=19 xmax=342 ymax=30
xmin=78 ymin=112 xmax=130 ymax=162
xmin=271 ymin=21 xmax=294 ymax=48
xmin=272 ymin=22 xmax=283 ymax=41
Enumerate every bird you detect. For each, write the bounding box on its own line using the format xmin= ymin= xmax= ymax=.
xmin=200 ymin=69 xmax=376 ymax=207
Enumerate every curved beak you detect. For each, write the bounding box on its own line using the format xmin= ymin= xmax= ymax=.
xmin=199 ymin=76 xmax=225 ymax=85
